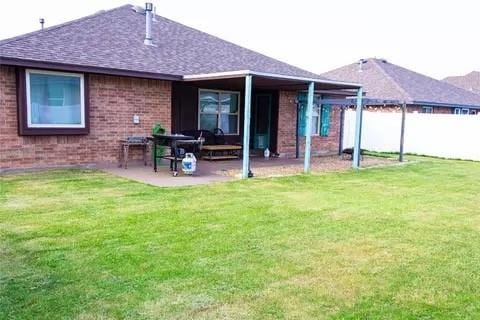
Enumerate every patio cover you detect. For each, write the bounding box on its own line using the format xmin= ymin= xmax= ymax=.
xmin=183 ymin=70 xmax=364 ymax=178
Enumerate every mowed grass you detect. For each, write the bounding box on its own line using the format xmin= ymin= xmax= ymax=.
xmin=1 ymin=158 xmax=480 ymax=319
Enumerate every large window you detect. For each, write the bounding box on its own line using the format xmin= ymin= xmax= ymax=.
xmin=199 ymin=90 xmax=239 ymax=134
xmin=18 ymin=69 xmax=88 ymax=135
xmin=26 ymin=69 xmax=85 ymax=128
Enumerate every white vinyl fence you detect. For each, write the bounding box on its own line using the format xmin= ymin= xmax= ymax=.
xmin=343 ymin=110 xmax=480 ymax=161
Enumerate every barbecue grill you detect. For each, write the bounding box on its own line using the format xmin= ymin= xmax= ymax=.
xmin=149 ymin=134 xmax=202 ymax=176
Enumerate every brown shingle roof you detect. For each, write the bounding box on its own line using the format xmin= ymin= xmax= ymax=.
xmin=443 ymin=71 xmax=480 ymax=95
xmin=322 ymin=58 xmax=480 ymax=107
xmin=0 ymin=4 xmax=327 ymax=80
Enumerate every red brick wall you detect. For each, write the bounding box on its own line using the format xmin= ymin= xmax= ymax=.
xmin=0 ymin=66 xmax=171 ymax=171
xmin=276 ymin=91 xmax=341 ymax=157
xmin=431 ymin=107 xmax=453 ymax=114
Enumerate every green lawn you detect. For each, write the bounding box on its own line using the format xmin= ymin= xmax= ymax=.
xmin=1 ymin=158 xmax=480 ymax=319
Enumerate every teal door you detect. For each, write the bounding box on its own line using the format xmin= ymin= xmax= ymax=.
xmin=253 ymin=94 xmax=272 ymax=149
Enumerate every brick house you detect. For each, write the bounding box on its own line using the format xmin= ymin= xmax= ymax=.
xmin=322 ymin=58 xmax=480 ymax=115
xmin=443 ymin=71 xmax=480 ymax=95
xmin=0 ymin=4 xmax=361 ymax=172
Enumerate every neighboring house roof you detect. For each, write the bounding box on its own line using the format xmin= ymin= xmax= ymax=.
xmin=0 ymin=4 xmax=331 ymax=82
xmin=443 ymin=71 xmax=480 ymax=95
xmin=322 ymin=58 xmax=480 ymax=108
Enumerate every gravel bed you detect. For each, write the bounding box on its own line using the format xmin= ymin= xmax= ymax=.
xmin=219 ymin=156 xmax=398 ymax=178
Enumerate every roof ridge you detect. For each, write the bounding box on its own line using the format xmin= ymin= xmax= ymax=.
xmin=369 ymin=59 xmax=412 ymax=102
xmin=466 ymin=71 xmax=480 ymax=76
xmin=376 ymin=59 xmax=456 ymax=86
xmin=445 ymin=80 xmax=480 ymax=98
xmin=0 ymin=4 xmax=131 ymax=47
xmin=381 ymin=60 xmax=480 ymax=103
xmin=443 ymin=71 xmax=480 ymax=81
xmin=395 ymin=63 xmax=480 ymax=98
xmin=442 ymin=75 xmax=459 ymax=80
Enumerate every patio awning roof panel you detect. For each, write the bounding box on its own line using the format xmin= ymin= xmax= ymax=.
xmin=183 ymin=70 xmax=362 ymax=91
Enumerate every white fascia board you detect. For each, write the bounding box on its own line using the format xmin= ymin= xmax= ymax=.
xmin=183 ymin=70 xmax=362 ymax=89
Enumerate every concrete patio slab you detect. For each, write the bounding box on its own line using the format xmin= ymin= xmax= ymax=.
xmin=101 ymin=155 xmax=396 ymax=187
xmin=101 ymin=162 xmax=232 ymax=187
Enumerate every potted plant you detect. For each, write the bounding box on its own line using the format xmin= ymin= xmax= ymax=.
xmin=152 ymin=123 xmax=166 ymax=165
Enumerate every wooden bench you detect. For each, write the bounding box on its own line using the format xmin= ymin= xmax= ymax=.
xmin=202 ymin=145 xmax=242 ymax=161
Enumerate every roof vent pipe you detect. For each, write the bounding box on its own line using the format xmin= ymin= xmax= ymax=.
xmin=144 ymin=2 xmax=153 ymax=46
xmin=358 ymin=58 xmax=366 ymax=73
xmin=39 ymin=18 xmax=45 ymax=30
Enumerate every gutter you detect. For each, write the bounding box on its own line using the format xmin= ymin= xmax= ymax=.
xmin=320 ymin=97 xmax=480 ymax=110
xmin=0 ymin=58 xmax=367 ymax=91
xmin=0 ymin=57 xmax=183 ymax=81
xmin=412 ymin=100 xmax=480 ymax=110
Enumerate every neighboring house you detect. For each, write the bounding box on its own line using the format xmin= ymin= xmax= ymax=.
xmin=322 ymin=58 xmax=480 ymax=115
xmin=443 ymin=71 xmax=480 ymax=95
xmin=0 ymin=4 xmax=360 ymax=171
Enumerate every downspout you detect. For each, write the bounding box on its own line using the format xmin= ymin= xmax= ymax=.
xmin=399 ymin=101 xmax=407 ymax=162
xmin=338 ymin=106 xmax=345 ymax=155
xmin=295 ymin=100 xmax=300 ymax=159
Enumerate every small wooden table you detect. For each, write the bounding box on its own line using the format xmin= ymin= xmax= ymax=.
xmin=202 ymin=145 xmax=242 ymax=160
xmin=119 ymin=139 xmax=150 ymax=169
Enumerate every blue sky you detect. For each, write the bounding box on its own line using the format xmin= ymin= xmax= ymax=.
xmin=1 ymin=0 xmax=478 ymax=79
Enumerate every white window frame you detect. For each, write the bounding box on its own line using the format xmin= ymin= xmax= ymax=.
xmin=454 ymin=107 xmax=470 ymax=115
xmin=25 ymin=69 xmax=85 ymax=128
xmin=198 ymin=89 xmax=240 ymax=135
xmin=422 ymin=106 xmax=433 ymax=114
xmin=311 ymin=104 xmax=321 ymax=136
xmin=298 ymin=92 xmax=322 ymax=136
